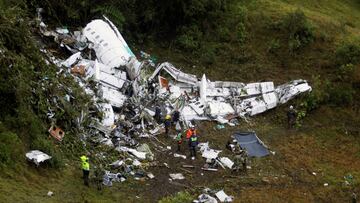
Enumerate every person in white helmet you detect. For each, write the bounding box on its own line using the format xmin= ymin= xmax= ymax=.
xmin=287 ymin=105 xmax=297 ymax=128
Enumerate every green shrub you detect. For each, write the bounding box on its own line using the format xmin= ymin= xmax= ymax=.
xmin=176 ymin=25 xmax=203 ymax=51
xmin=328 ymin=84 xmax=354 ymax=106
xmin=236 ymin=22 xmax=246 ymax=43
xmin=335 ymin=41 xmax=360 ymax=66
xmin=282 ymin=9 xmax=315 ymax=51
xmin=199 ymin=43 xmax=217 ymax=65
xmin=268 ymin=39 xmax=281 ymax=53
xmin=299 ymin=75 xmax=329 ymax=112
xmin=337 ymin=63 xmax=356 ymax=82
xmin=0 ymin=132 xmax=21 ymax=167
xmin=159 ymin=191 xmax=193 ymax=203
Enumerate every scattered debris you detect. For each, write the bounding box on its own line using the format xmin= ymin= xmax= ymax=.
xmin=169 ymin=173 xmax=185 ymax=180
xmin=219 ymin=157 xmax=234 ymax=169
xmin=193 ymin=194 xmax=218 ymax=203
xmin=174 ymin=153 xmax=187 ymax=159
xmin=215 ymin=190 xmax=233 ymax=202
xmin=147 ymin=173 xmax=155 ymax=179
xmin=48 ymin=126 xmax=65 ymax=141
xmin=26 ymin=150 xmax=52 ymax=166
xmin=47 ymin=191 xmax=54 ymax=197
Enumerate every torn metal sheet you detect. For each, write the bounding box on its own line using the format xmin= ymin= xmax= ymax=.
xmin=275 ymin=79 xmax=312 ymax=104
xmin=61 ymin=52 xmax=82 ymax=67
xmin=99 ymin=103 xmax=115 ymax=127
xmin=219 ymin=157 xmax=234 ymax=169
xmin=26 ymin=150 xmax=51 ymax=166
xmin=150 ymin=62 xmax=198 ymax=85
xmin=195 ymin=194 xmax=218 ymax=203
xmin=215 ymin=190 xmax=233 ymax=202
xmin=99 ymin=85 xmax=127 ymax=108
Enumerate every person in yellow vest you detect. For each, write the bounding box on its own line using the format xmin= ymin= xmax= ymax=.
xmin=80 ymin=154 xmax=90 ymax=186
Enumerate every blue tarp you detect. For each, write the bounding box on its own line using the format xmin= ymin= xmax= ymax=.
xmin=234 ymin=132 xmax=269 ymax=157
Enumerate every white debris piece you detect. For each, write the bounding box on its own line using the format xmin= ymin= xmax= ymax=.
xmin=169 ymin=173 xmax=185 ymax=180
xmin=147 ymin=173 xmax=155 ymax=179
xmin=99 ymin=86 xmax=127 ymax=108
xmin=109 ymin=160 xmax=124 ymax=168
xmin=215 ymin=190 xmax=233 ymax=202
xmin=200 ymin=74 xmax=207 ymax=103
xmin=202 ymin=149 xmax=221 ymax=159
xmin=47 ymin=191 xmax=54 ymax=197
xmin=194 ymin=194 xmax=218 ymax=203
xmin=275 ymin=79 xmax=312 ymax=104
xmin=219 ymin=157 xmax=234 ymax=169
xmin=61 ymin=52 xmax=82 ymax=67
xmin=132 ymin=159 xmax=141 ymax=167
xmin=117 ymin=147 xmax=147 ymax=160
xmin=26 ymin=150 xmax=51 ymax=165
xmin=150 ymin=62 xmax=198 ymax=85
xmin=174 ymin=153 xmax=187 ymax=159
xmin=99 ymin=103 xmax=115 ymax=127
xmin=83 ymin=18 xmax=136 ymax=68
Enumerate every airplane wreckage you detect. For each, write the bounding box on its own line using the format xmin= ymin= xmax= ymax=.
xmin=36 ymin=14 xmax=311 ymax=146
xmin=32 ymin=14 xmax=313 ymax=193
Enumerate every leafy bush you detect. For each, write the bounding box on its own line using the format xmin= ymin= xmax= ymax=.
xmin=176 ymin=25 xmax=203 ymax=51
xmin=328 ymin=84 xmax=354 ymax=106
xmin=159 ymin=191 xmax=193 ymax=203
xmin=199 ymin=43 xmax=217 ymax=65
xmin=335 ymin=40 xmax=360 ymax=66
xmin=0 ymin=131 xmax=21 ymax=167
xmin=337 ymin=63 xmax=356 ymax=82
xmin=299 ymin=75 xmax=329 ymax=112
xmin=282 ymin=9 xmax=315 ymax=51
xmin=268 ymin=39 xmax=281 ymax=53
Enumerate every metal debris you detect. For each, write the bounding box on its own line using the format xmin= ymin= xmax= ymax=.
xmin=26 ymin=150 xmax=51 ymax=166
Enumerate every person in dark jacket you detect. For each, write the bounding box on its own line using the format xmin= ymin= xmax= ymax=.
xmin=154 ymin=105 xmax=161 ymax=123
xmin=164 ymin=114 xmax=171 ymax=136
xmin=172 ymin=110 xmax=180 ymax=125
xmin=189 ymin=133 xmax=199 ymax=160
xmin=287 ymin=105 xmax=297 ymax=128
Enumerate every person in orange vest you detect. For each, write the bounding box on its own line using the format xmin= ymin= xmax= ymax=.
xmin=186 ymin=124 xmax=197 ymax=149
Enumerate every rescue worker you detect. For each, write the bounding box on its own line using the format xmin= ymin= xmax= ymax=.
xmin=176 ymin=130 xmax=183 ymax=152
xmin=189 ymin=133 xmax=199 ymax=160
xmin=186 ymin=124 xmax=197 ymax=148
xmin=287 ymin=105 xmax=297 ymax=129
xmin=164 ymin=114 xmax=171 ymax=136
xmin=94 ymin=164 xmax=104 ymax=191
xmin=154 ymin=105 xmax=161 ymax=123
xmin=233 ymin=145 xmax=248 ymax=172
xmin=80 ymin=154 xmax=90 ymax=186
xmin=172 ymin=110 xmax=180 ymax=125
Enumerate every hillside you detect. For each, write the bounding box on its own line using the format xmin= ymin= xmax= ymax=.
xmin=0 ymin=0 xmax=359 ymax=202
